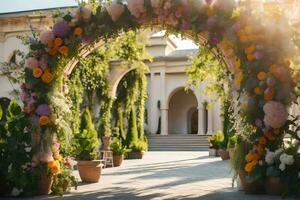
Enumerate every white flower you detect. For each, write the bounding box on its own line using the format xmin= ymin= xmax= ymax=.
xmin=285 ymin=155 xmax=294 ymax=165
xmin=106 ymin=2 xmax=125 ymax=22
xmin=127 ymin=0 xmax=145 ymax=18
xmin=275 ymin=148 xmax=284 ymax=156
xmin=263 ymin=101 xmax=288 ymax=129
xmin=279 ymin=163 xmax=286 ymax=171
xmin=265 ymin=150 xmax=275 ymax=165
xmin=297 ymin=131 xmax=300 ymax=139
xmin=11 ymin=188 xmax=23 ymax=196
xmin=24 ymin=147 xmax=31 ymax=153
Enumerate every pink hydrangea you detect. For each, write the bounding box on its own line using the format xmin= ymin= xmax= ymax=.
xmin=106 ymin=3 xmax=125 ymax=22
xmin=26 ymin=57 xmax=38 ymax=69
xmin=263 ymin=101 xmax=288 ymax=129
xmin=39 ymin=56 xmax=48 ymax=70
xmin=127 ymin=0 xmax=145 ymax=18
xmin=39 ymin=31 xmax=54 ymax=45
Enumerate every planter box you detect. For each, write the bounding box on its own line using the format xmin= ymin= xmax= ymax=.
xmin=128 ymin=151 xmax=144 ymax=159
xmin=209 ymin=148 xmax=219 ymax=157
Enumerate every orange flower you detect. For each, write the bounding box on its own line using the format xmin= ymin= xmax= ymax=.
xmin=54 ymin=37 xmax=63 ymax=47
xmin=269 ymin=64 xmax=278 ymax=74
xmin=47 ymin=160 xmax=60 ymax=174
xmin=39 ymin=115 xmax=49 ymax=126
xmin=59 ymin=46 xmax=68 ymax=56
xmin=74 ymin=27 xmax=83 ymax=36
xmin=245 ymin=44 xmax=256 ymax=55
xmin=258 ymin=137 xmax=266 ymax=145
xmin=33 ymin=67 xmax=43 ymax=78
xmin=47 ymin=40 xmax=54 ymax=48
xmin=264 ymin=131 xmax=275 ymax=141
xmin=49 ymin=48 xmax=57 ymax=56
xmin=245 ymin=160 xmax=257 ymax=173
xmin=264 ymin=89 xmax=274 ymax=101
xmin=246 ymin=153 xmax=260 ymax=162
xmin=247 ymin=54 xmax=255 ymax=61
xmin=257 ymin=72 xmax=267 ymax=81
xmin=254 ymin=87 xmax=263 ymax=95
xmin=41 ymin=72 xmax=53 ymax=84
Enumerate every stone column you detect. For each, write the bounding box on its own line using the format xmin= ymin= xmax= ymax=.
xmin=207 ymin=108 xmax=214 ymax=135
xmin=160 ymin=70 xmax=168 ymax=135
xmin=197 ymin=106 xmax=205 ymax=135
xmin=148 ymin=72 xmax=155 ymax=134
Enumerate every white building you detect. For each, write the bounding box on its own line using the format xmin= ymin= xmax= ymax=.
xmin=0 ymin=2 xmax=224 ymax=152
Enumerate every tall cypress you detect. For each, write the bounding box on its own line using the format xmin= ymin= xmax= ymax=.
xmin=125 ymin=105 xmax=138 ymax=148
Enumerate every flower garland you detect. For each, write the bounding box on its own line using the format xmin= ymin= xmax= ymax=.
xmin=21 ymin=0 xmax=297 ymax=193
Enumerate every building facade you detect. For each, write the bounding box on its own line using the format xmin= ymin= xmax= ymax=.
xmin=0 ymin=5 xmax=224 ymax=138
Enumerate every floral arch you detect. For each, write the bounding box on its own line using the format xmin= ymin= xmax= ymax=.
xmin=21 ymin=0 xmax=298 ymax=195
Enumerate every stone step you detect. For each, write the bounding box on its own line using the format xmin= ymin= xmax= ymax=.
xmin=147 ymin=134 xmax=209 ymax=151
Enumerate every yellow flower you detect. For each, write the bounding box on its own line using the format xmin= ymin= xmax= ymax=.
xmin=247 ymin=54 xmax=255 ymax=62
xmin=54 ymin=37 xmax=63 ymax=47
xmin=33 ymin=67 xmax=43 ymax=78
xmin=59 ymin=46 xmax=68 ymax=56
xmin=39 ymin=115 xmax=50 ymax=126
xmin=41 ymin=72 xmax=53 ymax=84
xmin=234 ymin=72 xmax=243 ymax=88
xmin=74 ymin=27 xmax=83 ymax=36
xmin=257 ymin=71 xmax=267 ymax=81
xmin=206 ymin=7 xmax=214 ymax=17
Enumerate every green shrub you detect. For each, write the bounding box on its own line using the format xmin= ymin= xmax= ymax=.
xmin=130 ymin=140 xmax=148 ymax=152
xmin=208 ymin=130 xmax=224 ymax=149
xmin=230 ymin=136 xmax=251 ymax=173
xmin=125 ymin=105 xmax=138 ymax=147
xmin=110 ymin=140 xmax=129 ymax=156
xmin=74 ymin=108 xmax=99 ymax=160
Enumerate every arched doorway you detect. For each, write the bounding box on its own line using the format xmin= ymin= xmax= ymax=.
xmin=168 ymin=88 xmax=198 ymax=135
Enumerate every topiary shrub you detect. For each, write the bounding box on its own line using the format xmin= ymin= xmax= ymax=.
xmin=125 ymin=105 xmax=138 ymax=148
xmin=74 ymin=108 xmax=99 ymax=161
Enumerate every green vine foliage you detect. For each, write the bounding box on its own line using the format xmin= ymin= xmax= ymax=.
xmin=186 ymin=45 xmax=235 ymax=148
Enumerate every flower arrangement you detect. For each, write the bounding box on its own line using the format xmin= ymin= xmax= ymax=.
xmin=17 ymin=0 xmax=298 ymax=196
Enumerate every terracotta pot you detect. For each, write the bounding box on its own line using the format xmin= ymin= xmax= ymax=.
xmin=239 ymin=171 xmax=265 ymax=194
xmin=38 ymin=173 xmax=54 ymax=195
xmin=128 ymin=151 xmax=144 ymax=159
xmin=101 ymin=136 xmax=111 ymax=150
xmin=218 ymin=149 xmax=230 ymax=160
xmin=77 ymin=160 xmax=103 ymax=183
xmin=265 ymin=177 xmax=286 ymax=196
xmin=0 ymin=182 xmax=12 ymax=195
xmin=113 ymin=154 xmax=124 ymax=167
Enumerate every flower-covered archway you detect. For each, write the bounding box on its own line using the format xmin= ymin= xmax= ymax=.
xmin=22 ymin=0 xmax=298 ymax=195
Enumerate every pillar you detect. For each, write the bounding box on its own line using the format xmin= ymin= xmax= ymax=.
xmin=197 ymin=106 xmax=205 ymax=135
xmin=207 ymin=108 xmax=214 ymax=135
xmin=160 ymin=70 xmax=168 ymax=135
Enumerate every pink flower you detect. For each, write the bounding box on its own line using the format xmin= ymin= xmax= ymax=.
xmin=182 ymin=20 xmax=192 ymax=30
xmin=39 ymin=56 xmax=48 ymax=70
xmin=127 ymin=0 xmax=145 ymax=18
xmin=203 ymin=0 xmax=215 ymax=6
xmin=166 ymin=15 xmax=178 ymax=26
xmin=263 ymin=101 xmax=288 ymax=129
xmin=39 ymin=31 xmax=54 ymax=45
xmin=267 ymin=77 xmax=276 ymax=87
xmin=26 ymin=57 xmax=38 ymax=69
xmin=253 ymin=51 xmax=264 ymax=60
xmin=106 ymin=3 xmax=125 ymax=22
xmin=180 ymin=0 xmax=189 ymax=7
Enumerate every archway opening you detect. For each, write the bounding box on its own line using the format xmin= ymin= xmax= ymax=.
xmin=168 ymin=88 xmax=198 ymax=135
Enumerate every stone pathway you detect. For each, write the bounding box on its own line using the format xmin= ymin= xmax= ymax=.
xmin=2 ymin=152 xmax=293 ymax=200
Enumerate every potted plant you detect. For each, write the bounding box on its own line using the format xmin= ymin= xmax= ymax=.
xmin=110 ymin=140 xmax=129 ymax=167
xmin=128 ymin=141 xmax=147 ymax=159
xmin=208 ymin=131 xmax=223 ymax=156
xmin=74 ymin=108 xmax=102 ymax=183
xmin=228 ymin=135 xmax=237 ymax=158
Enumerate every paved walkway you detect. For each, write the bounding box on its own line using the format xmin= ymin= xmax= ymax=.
xmin=3 ymin=152 xmax=291 ymax=200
